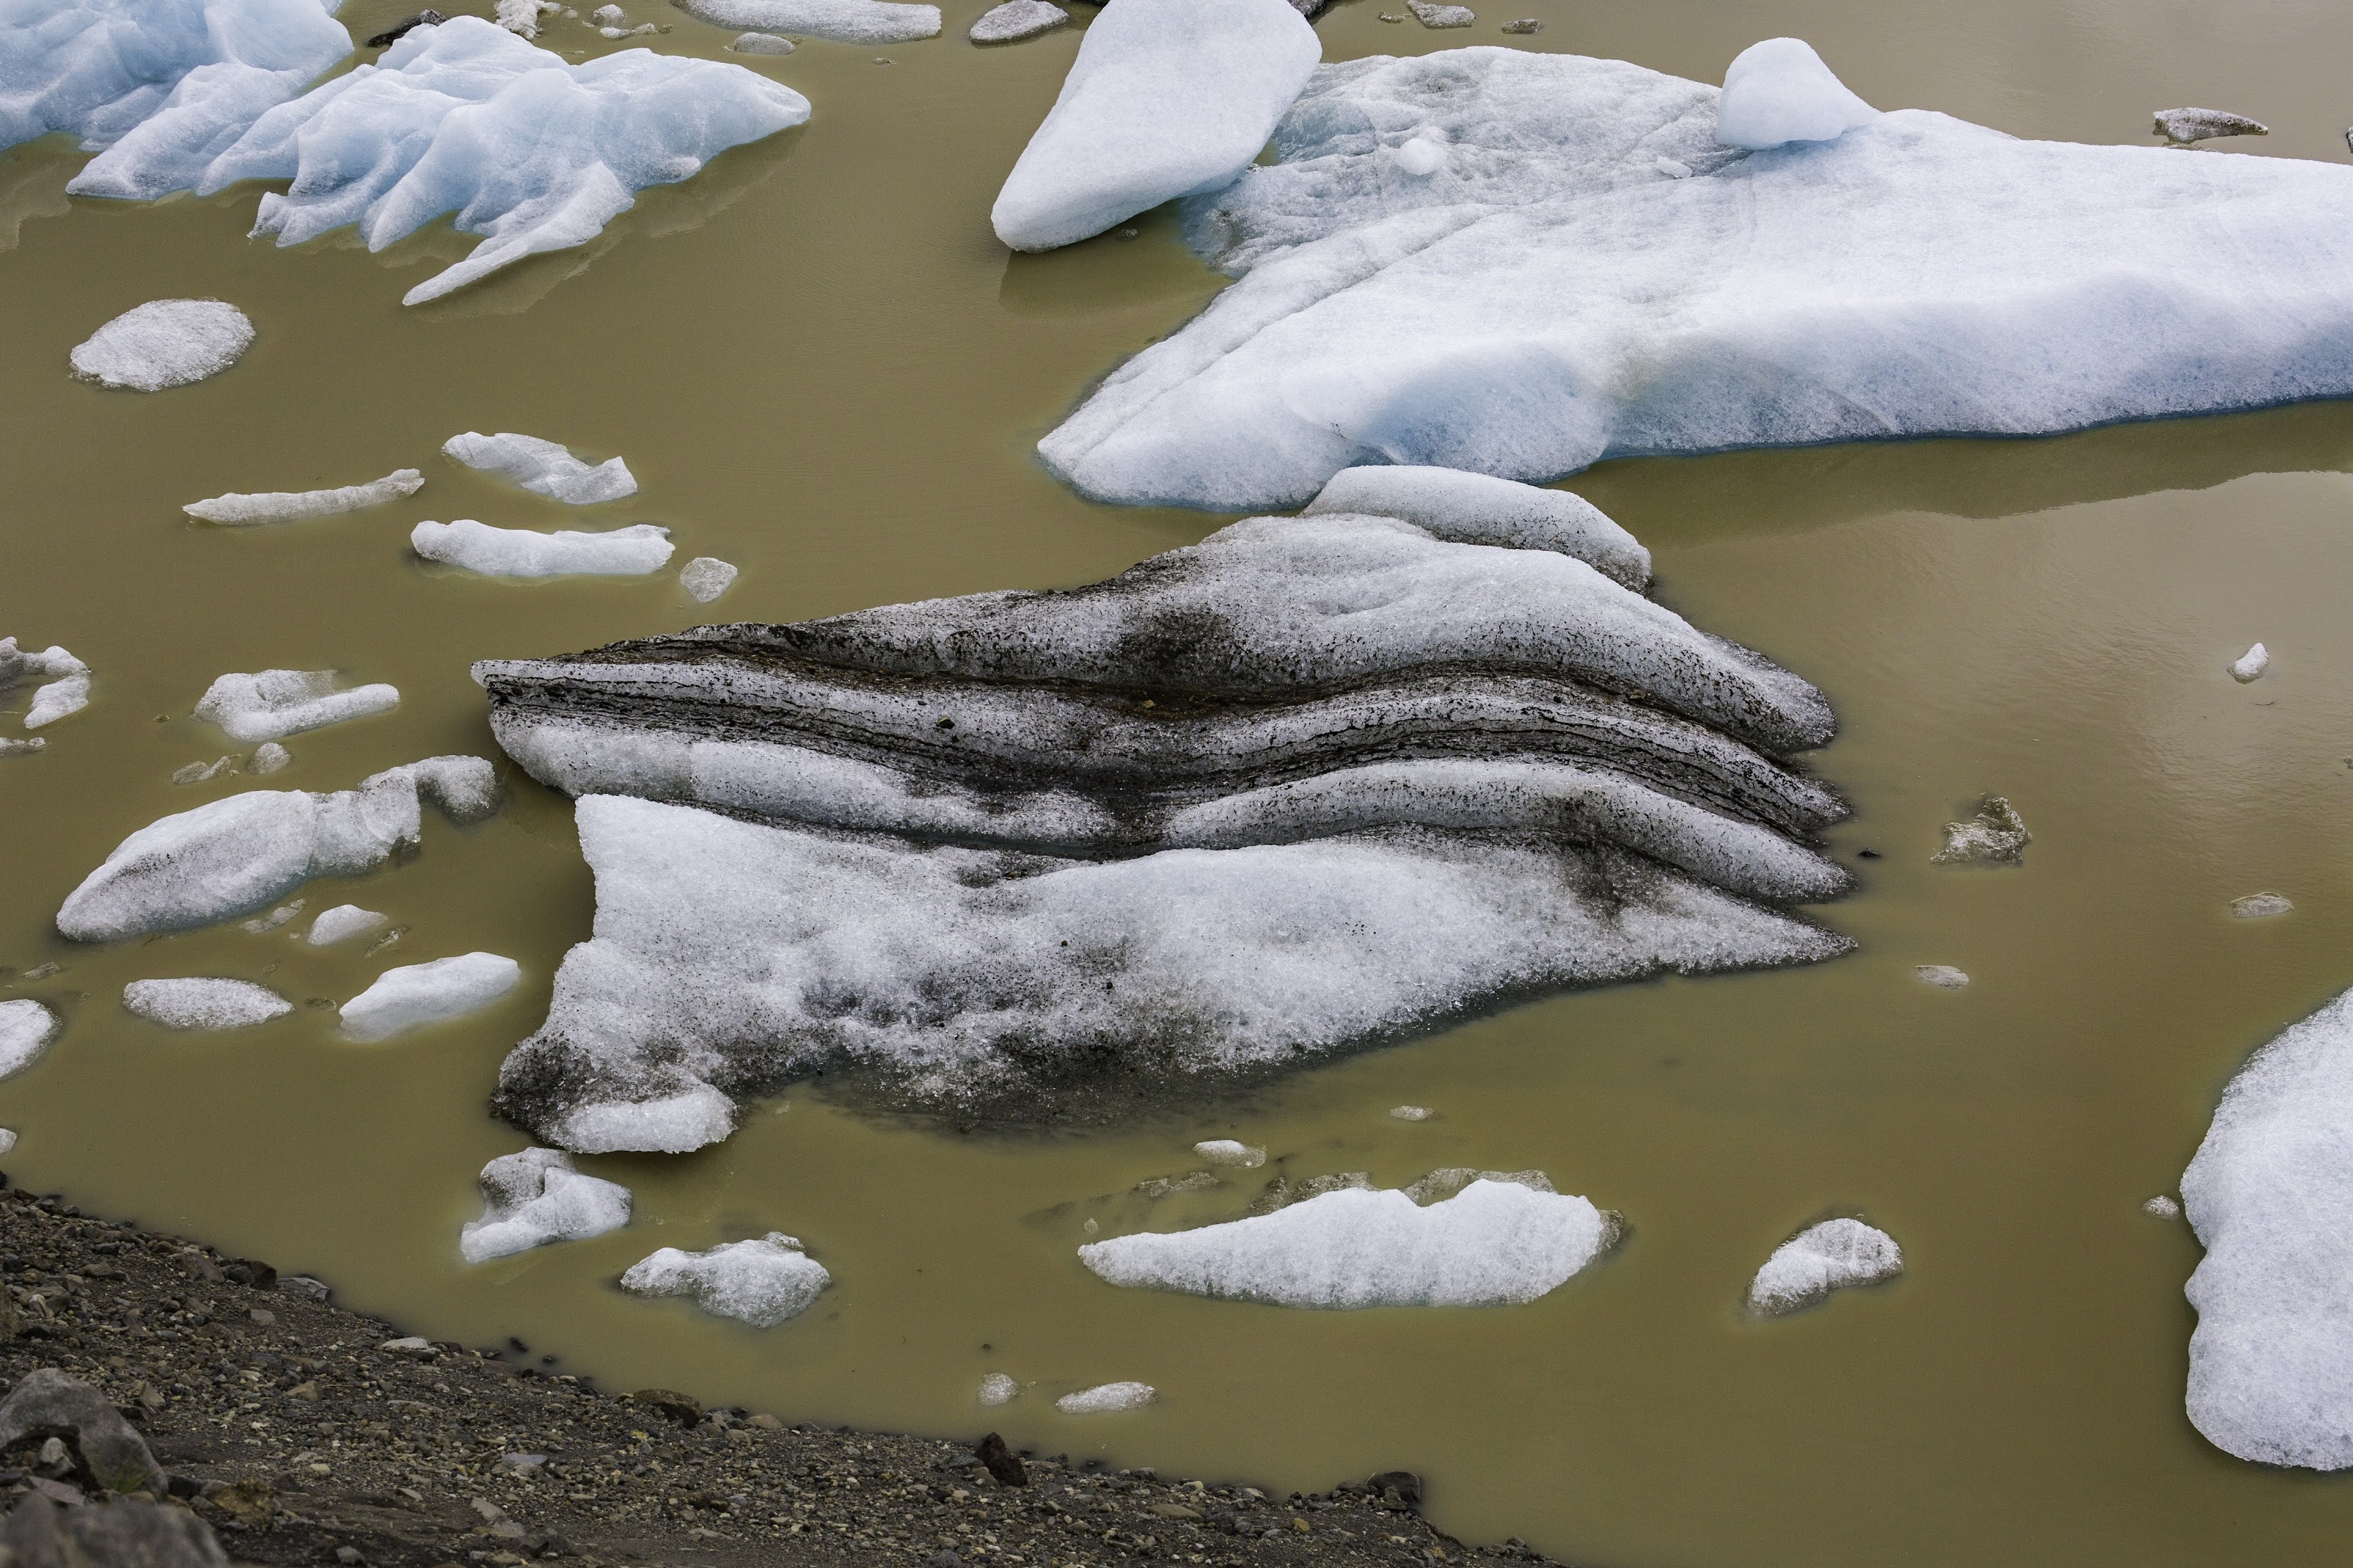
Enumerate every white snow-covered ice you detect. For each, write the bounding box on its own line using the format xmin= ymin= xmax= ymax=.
xmin=679 ymin=557 xmax=738 ymax=603
xmin=122 ymin=977 xmax=292 ymax=1030
xmin=1193 ymin=1139 xmax=1264 ymax=1167
xmin=1300 ymin=465 xmax=1649 ymax=587
xmin=1746 ymin=1217 xmax=1902 ymax=1315
xmin=677 ymin=0 xmax=941 ymax=44
xmin=413 ymin=520 xmax=675 ymax=578
xmin=970 ymin=0 xmax=1065 ymax=43
xmin=340 ymin=951 xmax=520 ymax=1041
xmin=990 ymin=0 xmax=1320 ymax=252
xmin=442 ymin=432 xmax=636 ymax=504
xmin=2231 ymin=643 xmax=2271 ymax=682
xmin=1056 ymin=1382 xmax=1154 ymax=1414
xmin=70 ymin=300 xmax=251 ymax=390
xmin=978 ymin=1372 xmax=1019 ymax=1405
xmin=0 ymin=1001 xmax=59 ymax=1079
xmin=619 ymin=1232 xmax=830 ymax=1326
xmin=1712 ymin=37 xmax=1878 ymax=150
xmin=193 ymin=669 xmax=399 ymax=742
xmin=3 ymin=641 xmax=91 ymax=729
xmin=459 ymin=1147 xmax=631 ymax=1263
xmin=306 ymin=904 xmax=387 ymax=945
xmin=183 ymin=469 xmax=423 ymax=525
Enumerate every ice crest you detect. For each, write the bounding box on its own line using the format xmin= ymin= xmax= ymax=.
xmin=619 ymin=1233 xmax=830 ymax=1327
xmin=1301 ymin=465 xmax=1650 ymax=587
xmin=1713 ymin=37 xmax=1878 ymax=150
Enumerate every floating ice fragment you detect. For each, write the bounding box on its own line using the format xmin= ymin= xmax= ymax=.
xmin=677 ymin=0 xmax=943 ymax=44
xmin=171 ymin=758 xmax=233 ymax=785
xmin=990 ymin=0 xmax=1320 ymax=252
xmin=1714 ymin=37 xmax=1879 ymax=150
xmin=590 ymin=4 xmax=625 ymax=21
xmin=122 ymin=978 xmax=292 ymax=1030
xmin=248 ymin=742 xmax=291 ymax=774
xmin=4 ymin=641 xmax=92 ymax=731
xmin=978 ymin=1372 xmax=1019 ymax=1405
xmin=2154 ymin=108 xmax=2266 ymax=147
xmin=0 ymin=1002 xmax=60 ymax=1079
xmin=1056 ymin=1381 xmax=1154 ymax=1414
xmin=194 ymin=670 xmax=400 ymax=742
xmin=1406 ymin=0 xmax=1473 ymax=26
xmin=727 ymin=30 xmax=794 ymax=51
xmin=1914 ymin=964 xmax=1969 ymax=989
xmin=307 ymin=904 xmax=388 ymax=945
xmin=1498 ymin=17 xmax=1539 ymax=32
xmin=340 ymin=952 xmax=521 ymax=1042
xmin=599 ymin=21 xmax=658 ymax=36
xmin=70 ymin=300 xmax=251 ymax=391
xmin=2230 ymin=643 xmax=2269 ymax=682
xmin=1389 ymin=1105 xmax=1433 ymax=1121
xmin=0 ymin=1132 xmax=19 ymax=1156
xmin=414 ymin=520 xmax=673 ymax=579
xmin=2145 ymin=1194 xmax=2182 ymax=1219
xmin=1193 ymin=1139 xmax=1264 ymax=1167
xmin=496 ymin=0 xmax=560 ymax=37
xmin=547 ymin=1086 xmax=738 ymax=1155
xmin=242 ymin=900 xmax=305 ymax=934
xmin=1932 ymin=796 xmax=2029 ymax=866
xmin=23 ymin=675 xmax=90 ymax=729
xmin=1401 ymin=1167 xmax=1551 ymax=1203
xmin=2231 ymin=893 xmax=2292 ymax=920
xmin=1135 ymin=1171 xmax=1220 ymax=1199
xmin=460 ymin=1147 xmax=630 ymax=1262
xmin=679 ymin=557 xmax=739 ymax=603
xmin=1746 ymin=1217 xmax=1902 ymax=1315
xmin=970 ymin=0 xmax=1066 ymax=43
xmin=184 ymin=469 xmax=424 ymax=525
xmin=443 ymin=432 xmax=637 ymax=504
xmin=619 ymin=1232 xmax=830 ymax=1326
xmin=0 ymin=740 xmax=43 ymax=758
xmin=1302 ymin=466 xmax=1649 ymax=587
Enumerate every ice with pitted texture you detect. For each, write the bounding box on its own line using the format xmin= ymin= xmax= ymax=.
xmin=991 ymin=0 xmax=1319 ymax=252
xmin=978 ymin=1372 xmax=1019 ymax=1405
xmin=620 ymin=1232 xmax=830 ymax=1326
xmin=56 ymin=756 xmax=498 ymax=942
xmin=970 ymin=0 xmax=1065 ymax=43
xmin=1080 ymin=1178 xmax=1611 ymax=1307
xmin=341 ymin=952 xmax=520 ymax=1041
xmin=184 ymin=468 xmax=422 ymax=525
xmin=306 ymin=904 xmax=386 ymax=945
xmin=193 ymin=669 xmax=399 ymax=742
xmin=442 ymin=432 xmax=635 ymax=504
xmin=1302 ymin=466 xmax=1648 ymax=587
xmin=70 ymin=300 xmax=251 ymax=390
xmin=1746 ymin=1217 xmax=1902 ymax=1315
xmin=415 ymin=520 xmax=673 ymax=578
xmin=460 ymin=1147 xmax=630 ymax=1262
xmin=1712 ymin=37 xmax=1878 ymax=150
xmin=2 ymin=640 xmax=91 ymax=729
xmin=677 ymin=0 xmax=941 ymax=44
xmin=122 ymin=978 xmax=292 ymax=1030
xmin=679 ymin=557 xmax=738 ymax=603
xmin=1057 ymin=1381 xmax=1154 ymax=1413
xmin=1041 ymin=46 xmax=2353 ymax=509
xmin=0 ymin=1001 xmax=58 ymax=1079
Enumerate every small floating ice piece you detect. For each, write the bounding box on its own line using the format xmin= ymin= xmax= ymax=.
xmin=2230 ymin=643 xmax=2270 ymax=682
xmin=443 ymin=432 xmax=635 ymax=504
xmin=1932 ymin=795 xmax=2029 ymax=866
xmin=1714 ymin=37 xmax=1880 ymax=150
xmin=248 ymin=742 xmax=291 ymax=774
xmin=2145 ymin=1194 xmax=2182 ymax=1219
xmin=2155 ymin=108 xmax=2267 ymax=147
xmin=122 ymin=978 xmax=293 ymax=1030
xmin=22 ymin=673 xmax=90 ymax=729
xmin=0 ymin=740 xmax=43 ymax=758
xmin=1406 ymin=0 xmax=1473 ymax=25
xmin=193 ymin=669 xmax=400 ymax=742
xmin=1055 ymin=1381 xmax=1154 ymax=1414
xmin=970 ymin=0 xmax=1066 ymax=42
xmin=1498 ymin=16 xmax=1539 ymax=31
xmin=460 ymin=1147 xmax=630 ymax=1263
xmin=1193 ymin=1139 xmax=1264 ymax=1167
xmin=413 ymin=520 xmax=674 ymax=578
xmin=677 ymin=0 xmax=943 ymax=44
xmin=1746 ymin=1217 xmax=1903 ymax=1315
xmin=978 ymin=1372 xmax=1019 ymax=1405
xmin=2232 ymin=892 xmax=2293 ymax=920
xmin=1389 ymin=1105 xmax=1433 ymax=1121
xmin=183 ymin=469 xmax=424 ymax=525
xmin=619 ymin=1232 xmax=830 ymax=1326
xmin=727 ymin=30 xmax=794 ymax=51
xmin=172 ymin=758 xmax=234 ymax=785
xmin=70 ymin=300 xmax=253 ymax=391
xmin=1301 ymin=466 xmax=1650 ymax=588
xmin=4 ymin=640 xmax=92 ymax=730
xmin=307 ymin=904 xmax=388 ymax=945
xmin=1914 ymin=964 xmax=1969 ymax=989
xmin=0 ymin=1001 xmax=60 ymax=1079
xmin=340 ymin=952 xmax=520 ymax=1041
xmin=0 ymin=1131 xmax=19 ymax=1156
xmin=679 ymin=556 xmax=738 ymax=603
xmin=242 ymin=900 xmax=305 ymax=933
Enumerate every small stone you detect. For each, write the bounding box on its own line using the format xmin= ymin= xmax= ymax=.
xmin=628 ymin=1388 xmax=703 ymax=1425
xmin=1369 ymin=1469 xmax=1421 ymax=1506
xmin=0 ymin=1369 xmax=167 ymax=1494
xmin=927 ymin=1553 xmax=964 ymax=1568
xmin=278 ymin=1275 xmax=330 ymax=1302
xmin=747 ymin=1412 xmax=781 ymax=1429
xmin=1914 ymin=965 xmax=1970 ymax=989
xmin=2231 ymin=892 xmax=2292 ymax=920
xmin=335 ymin=1548 xmax=364 ymax=1566
xmin=501 ymin=1452 xmax=547 ymax=1470
xmin=171 ymin=758 xmax=233 ymax=786
xmin=378 ymin=1336 xmax=435 ymax=1357
xmin=247 ymin=1308 xmax=275 ymax=1325
xmin=1405 ymin=0 xmax=1473 ymax=24
xmin=287 ymin=1382 xmax=320 ymax=1402
xmin=1148 ymin=1502 xmax=1201 ymax=1520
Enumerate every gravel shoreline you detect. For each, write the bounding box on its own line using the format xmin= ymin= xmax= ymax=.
xmin=0 ymin=1178 xmax=1567 ymax=1568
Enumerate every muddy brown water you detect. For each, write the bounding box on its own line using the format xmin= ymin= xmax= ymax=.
xmin=6 ymin=0 xmax=2353 ymax=1562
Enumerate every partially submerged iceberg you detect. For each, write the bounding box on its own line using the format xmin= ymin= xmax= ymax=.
xmin=0 ymin=1001 xmax=60 ymax=1079
xmin=307 ymin=904 xmax=388 ymax=945
xmin=1042 ymin=45 xmax=2353 ymax=509
xmin=1712 ymin=37 xmax=1878 ymax=150
xmin=70 ymin=300 xmax=251 ymax=391
xmin=2 ymin=641 xmax=90 ymax=729
xmin=1079 ymin=1176 xmax=1614 ymax=1307
xmin=1746 ymin=1217 xmax=1902 ymax=1315
xmin=193 ymin=669 xmax=399 ymax=742
xmin=990 ymin=0 xmax=1320 ymax=252
xmin=443 ymin=432 xmax=635 ymax=504
xmin=341 ymin=952 xmax=521 ymax=1041
xmin=56 ymin=756 xmax=498 ymax=942
xmin=122 ymin=978 xmax=293 ymax=1030
xmin=183 ymin=468 xmax=423 ymax=525
xmin=460 ymin=1147 xmax=630 ymax=1263
xmin=678 ymin=0 xmax=942 ymax=44
xmin=1933 ymin=795 xmax=2029 ymax=866
xmin=619 ymin=1232 xmax=830 ymax=1326
xmin=1057 ymin=1381 xmax=1154 ymax=1414
xmin=413 ymin=520 xmax=674 ymax=578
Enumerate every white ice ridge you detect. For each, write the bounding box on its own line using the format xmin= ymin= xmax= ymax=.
xmin=183 ymin=469 xmax=423 ymax=525
xmin=0 ymin=1001 xmax=60 ymax=1079
xmin=1745 ymin=1217 xmax=1902 ymax=1315
xmin=136 ymin=17 xmax=807 ymax=306
xmin=3 ymin=0 xmax=350 ymax=199
xmin=1 ymin=640 xmax=91 ymax=729
xmin=340 ymin=952 xmax=520 ymax=1041
xmin=55 ymin=756 xmax=499 ymax=942
xmin=1041 ymin=45 xmax=2353 ymax=509
xmin=1056 ymin=1382 xmax=1154 ymax=1414
xmin=122 ymin=978 xmax=292 ymax=1030
xmin=2181 ymin=986 xmax=2353 ymax=1468
xmin=442 ymin=432 xmax=636 ymax=505
xmin=990 ymin=0 xmax=1319 ymax=252
xmin=413 ymin=520 xmax=675 ymax=578
xmin=459 ymin=1147 xmax=630 ymax=1264
xmin=306 ymin=904 xmax=387 ymax=945
xmin=70 ymin=300 xmax=252 ymax=391
xmin=677 ymin=0 xmax=941 ymax=45
xmin=1080 ymin=1177 xmax=1612 ymax=1308
xmin=1300 ymin=466 xmax=1649 ymax=589
xmin=619 ymin=1232 xmax=831 ymax=1327
xmin=1712 ymin=37 xmax=1878 ymax=151
xmin=193 ymin=669 xmax=399 ymax=742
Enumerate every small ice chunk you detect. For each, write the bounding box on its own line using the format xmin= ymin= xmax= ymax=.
xmin=1389 ymin=1105 xmax=1433 ymax=1121
xmin=22 ymin=673 xmax=90 ymax=729
xmin=248 ymin=742 xmax=292 ymax=774
xmin=442 ymin=432 xmax=636 ymax=504
xmin=307 ymin=904 xmax=388 ymax=945
xmin=1394 ymin=136 xmax=1445 ymax=177
xmin=340 ymin=953 xmax=521 ymax=1042
xmin=599 ymin=22 xmax=657 ymax=36
xmin=194 ymin=670 xmax=400 ymax=742
xmin=496 ymin=0 xmax=561 ymax=37
xmin=590 ymin=3 xmax=626 ymax=20
xmin=1406 ymin=0 xmax=1474 ymax=26
xmin=70 ymin=300 xmax=253 ymax=391
xmin=1301 ymin=466 xmax=1650 ymax=587
xmin=1746 ymin=1217 xmax=1903 ymax=1315
xmin=1192 ymin=1139 xmax=1264 ymax=1167
xmin=0 ymin=1001 xmax=60 ymax=1079
xmin=122 ymin=978 xmax=292 ymax=1030
xmin=978 ymin=1372 xmax=1019 ymax=1406
xmin=2230 ymin=643 xmax=2270 ymax=682
xmin=2233 ymin=892 xmax=2293 ymax=920
xmin=680 ymin=557 xmax=739 ymax=603
xmin=1135 ymin=1170 xmax=1220 ymax=1199
xmin=413 ymin=520 xmax=674 ymax=578
xmin=1055 ymin=1381 xmax=1154 ymax=1414
xmin=2155 ymin=108 xmax=2267 ymax=147
xmin=727 ymin=30 xmax=795 ymax=51
xmin=5 ymin=641 xmax=93 ymax=730
xmin=1915 ymin=964 xmax=1970 ymax=989
xmin=242 ymin=900 xmax=305 ymax=934
xmin=970 ymin=0 xmax=1067 ymax=43
xmin=460 ymin=1147 xmax=630 ymax=1262
xmin=678 ymin=0 xmax=943 ymax=45
xmin=1932 ymin=796 xmax=2030 ymax=866
xmin=1499 ymin=16 xmax=1539 ymax=31
xmin=171 ymin=758 xmax=234 ymax=785
xmin=1714 ymin=37 xmax=1880 ymax=151
xmin=0 ymin=739 xmax=44 ymax=758
xmin=183 ymin=469 xmax=424 ymax=526
xmin=2145 ymin=1194 xmax=2182 ymax=1219
xmin=0 ymin=1131 xmax=19 ymax=1156
xmin=619 ymin=1232 xmax=830 ymax=1326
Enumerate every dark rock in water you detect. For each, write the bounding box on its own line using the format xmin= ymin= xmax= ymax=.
xmin=0 ymin=1493 xmax=228 ymax=1568
xmin=976 ymin=1432 xmax=1028 ymax=1488
xmin=1370 ymin=1469 xmax=1422 ymax=1506
xmin=365 ymin=9 xmax=445 ymax=47
xmin=0 ymin=1369 xmax=167 ymax=1496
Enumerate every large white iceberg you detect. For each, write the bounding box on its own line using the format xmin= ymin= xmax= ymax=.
xmin=1041 ymin=44 xmax=2353 ymax=509
xmin=990 ymin=0 xmax=1320 ymax=252
xmin=460 ymin=1147 xmax=630 ymax=1263
xmin=677 ymin=0 xmax=941 ymax=45
xmin=70 ymin=300 xmax=251 ymax=390
xmin=192 ymin=669 xmax=399 ymax=742
xmin=619 ymin=1232 xmax=830 ymax=1326
xmin=412 ymin=520 xmax=674 ymax=578
xmin=183 ymin=468 xmax=422 ymax=525
xmin=442 ymin=432 xmax=635 ymax=504
xmin=122 ymin=977 xmax=292 ymax=1030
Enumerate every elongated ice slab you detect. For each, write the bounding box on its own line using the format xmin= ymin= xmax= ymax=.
xmin=3 ymin=641 xmax=91 ymax=730
xmin=414 ymin=521 xmax=674 ymax=578
xmin=678 ymin=0 xmax=941 ymax=44
xmin=1057 ymin=1381 xmax=1153 ymax=1414
xmin=443 ymin=432 xmax=636 ymax=504
xmin=184 ymin=469 xmax=423 ymax=525
xmin=194 ymin=670 xmax=399 ymax=742
xmin=342 ymin=952 xmax=520 ymax=1041
xmin=1713 ymin=37 xmax=1878 ymax=150
xmin=71 ymin=300 xmax=251 ymax=391
xmin=0 ymin=1001 xmax=59 ymax=1079
xmin=122 ymin=978 xmax=292 ymax=1030
xmin=1746 ymin=1217 xmax=1902 ymax=1315
xmin=620 ymin=1232 xmax=830 ymax=1326
xmin=970 ymin=0 xmax=1065 ymax=43
xmin=460 ymin=1147 xmax=630 ymax=1262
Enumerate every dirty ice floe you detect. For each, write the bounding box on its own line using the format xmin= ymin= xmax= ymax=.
xmin=56 ymin=756 xmax=498 ymax=942
xmin=2231 ymin=643 xmax=2270 ymax=682
xmin=71 ymin=300 xmax=251 ymax=391
xmin=991 ymin=0 xmax=1320 ymax=252
xmin=620 ymin=1232 xmax=830 ymax=1327
xmin=2231 ymin=892 xmax=2293 ymax=920
xmin=1712 ymin=37 xmax=1878 ymax=150
xmin=977 ymin=1372 xmax=1019 ymax=1405
xmin=0 ymin=1002 xmax=60 ymax=1079
xmin=1932 ymin=796 xmax=2028 ymax=866
xmin=249 ymin=742 xmax=291 ymax=774
xmin=183 ymin=469 xmax=423 ymax=525
xmin=122 ymin=978 xmax=292 ymax=1030
xmin=414 ymin=520 xmax=674 ymax=578
xmin=443 ymin=432 xmax=636 ymax=505
xmin=460 ymin=1147 xmax=630 ymax=1263
xmin=1406 ymin=1 xmax=1473 ymax=26
xmin=2145 ymin=1194 xmax=2182 ymax=1219
xmin=677 ymin=0 xmax=941 ymax=45
xmin=1056 ymin=1381 xmax=1154 ymax=1414
xmin=1390 ymin=1105 xmax=1433 ymax=1121
xmin=1193 ymin=1140 xmax=1264 ymax=1167
xmin=1042 ymin=46 xmax=2353 ymax=509
xmin=1301 ymin=465 xmax=1648 ymax=588
xmin=970 ymin=1 xmax=1066 ymax=44
xmin=307 ymin=904 xmax=388 ymax=945
xmin=2154 ymin=108 xmax=2266 ymax=147
xmin=679 ymin=557 xmax=739 ymax=603
xmin=340 ymin=952 xmax=520 ymax=1041
xmin=2 ymin=640 xmax=91 ymax=729
xmin=1746 ymin=1217 xmax=1902 ymax=1315
xmin=1080 ymin=1177 xmax=1612 ymax=1308
xmin=194 ymin=670 xmax=399 ymax=742
xmin=727 ymin=31 xmax=794 ymax=52
xmin=1914 ymin=964 xmax=1968 ymax=989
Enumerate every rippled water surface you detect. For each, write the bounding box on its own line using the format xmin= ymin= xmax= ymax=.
xmin=6 ymin=0 xmax=2353 ymax=1562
